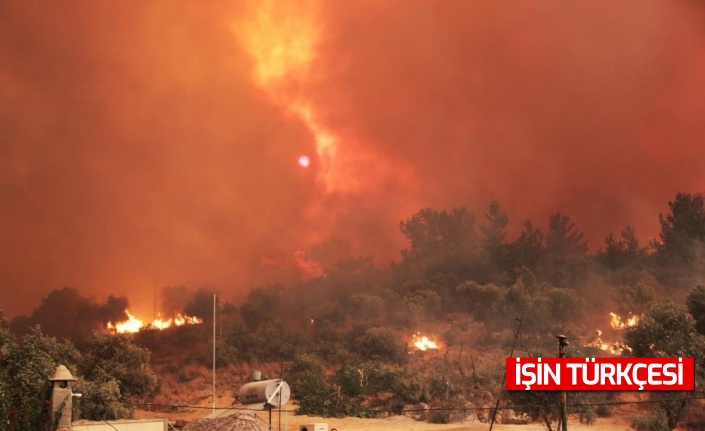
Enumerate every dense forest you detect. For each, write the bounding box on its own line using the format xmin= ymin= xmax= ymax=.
xmin=2 ymin=192 xmax=705 ymax=431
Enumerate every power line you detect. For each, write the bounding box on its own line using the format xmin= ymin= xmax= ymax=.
xmin=125 ymin=394 xmax=705 ymax=414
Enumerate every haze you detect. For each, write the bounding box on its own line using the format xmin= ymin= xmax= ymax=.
xmin=2 ymin=1 xmax=704 ymax=318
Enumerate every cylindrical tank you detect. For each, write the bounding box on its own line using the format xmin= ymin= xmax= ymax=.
xmin=238 ymin=379 xmax=291 ymax=407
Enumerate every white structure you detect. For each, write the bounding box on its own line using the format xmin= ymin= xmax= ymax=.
xmin=238 ymin=379 xmax=290 ymax=409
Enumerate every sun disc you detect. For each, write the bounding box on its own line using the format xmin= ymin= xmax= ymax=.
xmin=298 ymin=155 xmax=310 ymax=168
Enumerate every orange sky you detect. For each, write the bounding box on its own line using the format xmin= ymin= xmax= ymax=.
xmin=2 ymin=1 xmax=705 ymax=318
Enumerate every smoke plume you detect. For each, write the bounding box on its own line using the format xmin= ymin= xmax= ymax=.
xmin=2 ymin=1 xmax=705 ymax=317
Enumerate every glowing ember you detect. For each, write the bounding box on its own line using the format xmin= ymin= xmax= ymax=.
xmin=610 ymin=312 xmax=640 ymax=329
xmin=298 ymin=155 xmax=311 ymax=168
xmin=412 ymin=332 xmax=438 ymax=351
xmin=108 ymin=310 xmax=203 ymax=334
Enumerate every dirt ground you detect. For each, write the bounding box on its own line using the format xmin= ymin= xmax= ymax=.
xmin=137 ymin=406 xmax=633 ymax=431
xmin=135 ymin=385 xmax=637 ymax=431
xmin=277 ymin=413 xmax=632 ymax=431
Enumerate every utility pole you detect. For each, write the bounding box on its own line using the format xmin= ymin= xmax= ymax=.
xmin=557 ymin=335 xmax=569 ymax=431
xmin=488 ymin=317 xmax=523 ymax=431
xmin=153 ymin=280 xmax=157 ymax=322
xmin=212 ymin=294 xmax=217 ymax=413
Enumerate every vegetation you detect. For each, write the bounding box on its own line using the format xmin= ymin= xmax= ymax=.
xmin=0 ymin=323 xmax=157 ymax=431
xmin=3 ymin=191 xmax=705 ymax=430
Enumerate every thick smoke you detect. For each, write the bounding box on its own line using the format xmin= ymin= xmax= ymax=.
xmin=1 ymin=1 xmax=704 ymax=317
xmin=8 ymin=287 xmax=128 ymax=342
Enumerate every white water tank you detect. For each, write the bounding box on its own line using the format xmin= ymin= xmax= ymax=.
xmin=238 ymin=379 xmax=290 ymax=407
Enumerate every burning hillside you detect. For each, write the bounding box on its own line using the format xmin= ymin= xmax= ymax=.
xmin=107 ymin=310 xmax=203 ymax=334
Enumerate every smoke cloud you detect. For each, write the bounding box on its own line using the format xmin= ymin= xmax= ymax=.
xmin=2 ymin=1 xmax=705 ymax=317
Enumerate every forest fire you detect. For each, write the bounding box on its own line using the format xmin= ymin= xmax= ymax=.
xmin=610 ymin=312 xmax=640 ymax=329
xmin=585 ymin=312 xmax=641 ymax=355
xmin=412 ymin=333 xmax=438 ymax=351
xmin=107 ymin=310 xmax=203 ymax=334
xmin=584 ymin=329 xmax=629 ymax=355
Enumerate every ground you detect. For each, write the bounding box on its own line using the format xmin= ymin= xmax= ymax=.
xmin=276 ymin=413 xmax=632 ymax=431
xmin=135 ymin=403 xmax=634 ymax=431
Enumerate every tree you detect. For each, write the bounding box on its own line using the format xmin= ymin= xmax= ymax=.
xmin=0 ymin=327 xmax=81 ymax=431
xmin=9 ymin=287 xmax=129 ymax=344
xmin=223 ymin=323 xmax=257 ymax=363
xmin=624 ymin=301 xmax=705 ymax=358
xmin=239 ymin=285 xmax=284 ymax=329
xmin=507 ymin=219 xmax=545 ymax=273
xmin=79 ymin=332 xmax=158 ymax=416
xmin=100 ymin=296 xmax=129 ymax=326
xmin=0 ymin=325 xmax=157 ymax=428
xmin=455 ymin=281 xmax=504 ymax=333
xmin=0 ymin=311 xmax=12 ymax=431
xmin=348 ymin=293 xmax=385 ymax=322
xmin=402 ymin=289 xmax=441 ymax=326
xmin=502 ymin=280 xmax=582 ymax=334
xmin=287 ymin=354 xmax=334 ymax=416
xmin=507 ymin=389 xmax=561 ymax=431
xmin=548 ymin=287 xmax=584 ymax=330
xmin=183 ymin=287 xmax=218 ymax=322
xmin=354 ymin=327 xmax=404 ymax=362
xmin=623 ymin=301 xmax=705 ymax=430
xmin=397 ymin=207 xmax=479 ymax=278
xmin=480 ymin=201 xmax=510 ymax=275
xmin=542 ymin=212 xmax=589 ymax=286
xmin=336 ymin=362 xmax=400 ymax=398
xmin=600 ymin=225 xmax=648 ymax=270
xmin=74 ymin=378 xmax=131 ymax=421
xmin=655 ymin=192 xmax=705 ymax=265
xmin=507 ymin=390 xmax=595 ymax=431
xmin=614 ymin=281 xmax=655 ymax=317
xmin=686 ymin=284 xmax=705 ymax=335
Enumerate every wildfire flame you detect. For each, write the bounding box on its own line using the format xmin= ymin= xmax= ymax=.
xmin=583 ymin=329 xmax=629 ymax=355
xmin=584 ymin=312 xmax=640 ymax=355
xmin=412 ymin=332 xmax=438 ymax=351
xmin=610 ymin=312 xmax=640 ymax=329
xmin=107 ymin=310 xmax=203 ymax=334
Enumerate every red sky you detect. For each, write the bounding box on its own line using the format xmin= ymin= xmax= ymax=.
xmin=2 ymin=1 xmax=705 ymax=318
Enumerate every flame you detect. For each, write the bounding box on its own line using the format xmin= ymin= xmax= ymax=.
xmin=583 ymin=312 xmax=641 ymax=355
xmin=583 ymin=329 xmax=627 ymax=355
xmin=610 ymin=312 xmax=640 ymax=329
xmin=107 ymin=310 xmax=144 ymax=334
xmin=108 ymin=310 xmax=203 ymax=334
xmin=412 ymin=332 xmax=438 ymax=351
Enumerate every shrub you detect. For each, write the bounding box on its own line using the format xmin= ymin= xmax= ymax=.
xmin=630 ymin=412 xmax=669 ymax=431
xmin=354 ymin=327 xmax=404 ymax=362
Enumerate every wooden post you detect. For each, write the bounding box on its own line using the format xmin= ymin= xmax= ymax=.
xmin=557 ymin=335 xmax=569 ymax=431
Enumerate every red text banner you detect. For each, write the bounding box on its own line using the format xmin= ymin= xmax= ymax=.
xmin=506 ymin=357 xmax=694 ymax=391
